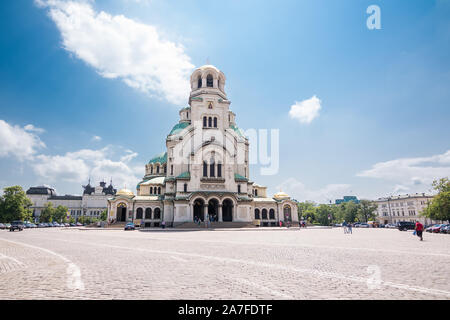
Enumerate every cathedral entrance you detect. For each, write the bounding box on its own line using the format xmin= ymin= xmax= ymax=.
xmin=222 ymin=199 xmax=233 ymax=222
xmin=193 ymin=199 xmax=205 ymax=222
xmin=208 ymin=199 xmax=219 ymax=222
xmin=284 ymin=205 xmax=292 ymax=222
xmin=117 ymin=203 xmax=127 ymax=222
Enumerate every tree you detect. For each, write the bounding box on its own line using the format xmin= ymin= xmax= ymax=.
xmin=100 ymin=209 xmax=107 ymax=221
xmin=53 ymin=205 xmax=69 ymax=223
xmin=0 ymin=186 xmax=32 ymax=223
xmin=298 ymin=201 xmax=316 ymax=222
xmin=40 ymin=202 xmax=55 ymax=223
xmin=422 ymin=178 xmax=450 ymax=222
xmin=315 ymin=204 xmax=334 ymax=225
xmin=357 ymin=200 xmax=378 ymax=223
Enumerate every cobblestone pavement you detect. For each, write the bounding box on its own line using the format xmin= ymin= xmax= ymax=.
xmin=0 ymin=227 xmax=449 ymax=300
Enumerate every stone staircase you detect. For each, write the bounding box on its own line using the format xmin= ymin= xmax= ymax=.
xmin=174 ymin=221 xmax=256 ymax=229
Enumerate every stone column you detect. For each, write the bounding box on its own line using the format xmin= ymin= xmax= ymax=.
xmin=218 ymin=204 xmax=223 ymax=222
xmin=189 ymin=203 xmax=194 ymax=222
xmin=204 ymin=204 xmax=208 ymax=222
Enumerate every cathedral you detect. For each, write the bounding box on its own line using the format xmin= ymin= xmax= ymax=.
xmin=107 ymin=65 xmax=298 ymax=227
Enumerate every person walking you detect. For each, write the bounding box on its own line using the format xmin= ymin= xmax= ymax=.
xmin=415 ymin=220 xmax=424 ymax=241
xmin=343 ymin=220 xmax=348 ymax=234
xmin=161 ymin=220 xmax=166 ymax=229
xmin=348 ymin=222 xmax=353 ymax=234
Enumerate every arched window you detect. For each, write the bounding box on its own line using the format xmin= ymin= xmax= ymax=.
xmin=158 ymin=187 xmax=161 ymax=195
xmin=145 ymin=208 xmax=152 ymax=219
xmin=210 ymin=159 xmax=215 ymax=177
xmin=217 ymin=163 xmax=222 ymax=178
xmin=197 ymin=76 xmax=202 ymax=89
xmin=203 ymin=161 xmax=208 ymax=177
xmin=170 ymin=165 xmax=173 ymax=175
xmin=206 ymin=74 xmax=213 ymax=87
xmin=262 ymin=209 xmax=268 ymax=219
xmin=255 ymin=209 xmax=260 ymax=220
xmin=203 ymin=116 xmax=207 ymax=127
xmin=156 ymin=165 xmax=160 ymax=174
xmin=136 ymin=208 xmax=143 ymax=219
xmin=163 ymin=165 xmax=167 ymax=174
xmin=154 ymin=208 xmax=161 ymax=219
xmin=184 ymin=183 xmax=187 ymax=192
xmin=213 ymin=117 xmax=217 ymax=128
xmin=238 ymin=185 xmax=241 ymax=193
xmin=151 ymin=166 xmax=153 ymax=174
xmin=269 ymin=209 xmax=275 ymax=219
xmin=255 ymin=189 xmax=258 ymax=197
xmin=150 ymin=187 xmax=153 ymax=194
xmin=208 ymin=117 xmax=212 ymax=127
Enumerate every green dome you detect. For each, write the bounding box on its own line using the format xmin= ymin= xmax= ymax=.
xmin=148 ymin=152 xmax=167 ymax=164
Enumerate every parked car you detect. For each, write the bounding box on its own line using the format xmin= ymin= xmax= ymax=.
xmin=0 ymin=223 xmax=5 ymax=230
xmin=440 ymin=224 xmax=450 ymax=234
xmin=378 ymin=224 xmax=385 ymax=228
xmin=124 ymin=222 xmax=135 ymax=231
xmin=353 ymin=223 xmax=361 ymax=228
xmin=398 ymin=221 xmax=416 ymax=231
xmin=334 ymin=223 xmax=342 ymax=227
xmin=359 ymin=223 xmax=370 ymax=228
xmin=385 ymin=223 xmax=397 ymax=229
xmin=24 ymin=223 xmax=33 ymax=228
xmin=10 ymin=221 xmax=24 ymax=232
xmin=37 ymin=223 xmax=46 ymax=228
xmin=5 ymin=223 xmax=11 ymax=229
xmin=70 ymin=223 xmax=76 ymax=227
xmin=76 ymin=222 xmax=83 ymax=226
xmin=432 ymin=224 xmax=447 ymax=233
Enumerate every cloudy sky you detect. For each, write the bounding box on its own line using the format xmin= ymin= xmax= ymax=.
xmin=0 ymin=0 xmax=449 ymax=202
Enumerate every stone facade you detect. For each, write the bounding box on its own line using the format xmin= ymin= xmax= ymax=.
xmin=26 ymin=181 xmax=116 ymax=222
xmin=107 ymin=65 xmax=298 ymax=227
xmin=374 ymin=193 xmax=438 ymax=225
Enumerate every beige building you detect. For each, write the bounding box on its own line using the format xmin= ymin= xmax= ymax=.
xmin=107 ymin=65 xmax=298 ymax=227
xmin=374 ymin=193 xmax=437 ymax=225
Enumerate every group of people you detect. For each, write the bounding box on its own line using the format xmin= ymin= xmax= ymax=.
xmin=342 ymin=221 xmax=353 ymax=234
xmin=194 ymin=214 xmax=217 ymax=228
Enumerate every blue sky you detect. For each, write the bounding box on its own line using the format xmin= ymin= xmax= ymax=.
xmin=0 ymin=0 xmax=449 ymax=202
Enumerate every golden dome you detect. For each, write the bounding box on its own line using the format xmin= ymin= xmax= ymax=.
xmin=117 ymin=188 xmax=134 ymax=197
xmin=274 ymin=190 xmax=290 ymax=200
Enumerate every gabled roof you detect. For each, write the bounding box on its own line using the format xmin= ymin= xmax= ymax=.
xmin=176 ymin=172 xmax=191 ymax=180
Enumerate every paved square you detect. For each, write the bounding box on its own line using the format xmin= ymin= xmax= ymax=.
xmin=0 ymin=227 xmax=449 ymax=299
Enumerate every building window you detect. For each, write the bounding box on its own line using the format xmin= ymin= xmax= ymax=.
xmin=171 ymin=165 xmax=173 ymax=175
xmin=158 ymin=187 xmax=161 ymax=195
xmin=151 ymin=166 xmax=153 ymax=174
xmin=184 ymin=183 xmax=187 ymax=192
xmin=203 ymin=161 xmax=208 ymax=177
xmin=262 ymin=209 xmax=268 ymax=220
xmin=238 ymin=185 xmax=241 ymax=193
xmin=203 ymin=116 xmax=207 ymax=127
xmin=217 ymin=163 xmax=222 ymax=178
xmin=214 ymin=117 xmax=217 ymax=128
xmin=208 ymin=117 xmax=212 ymax=127
xmin=150 ymin=187 xmax=153 ymax=194
xmin=255 ymin=209 xmax=260 ymax=220
xmin=145 ymin=208 xmax=152 ymax=219
xmin=210 ymin=160 xmax=215 ymax=177
xmin=197 ymin=76 xmax=202 ymax=89
xmin=156 ymin=165 xmax=160 ymax=174
xmin=269 ymin=209 xmax=275 ymax=219
xmin=154 ymin=208 xmax=161 ymax=219
xmin=206 ymin=74 xmax=213 ymax=87
xmin=136 ymin=208 xmax=143 ymax=219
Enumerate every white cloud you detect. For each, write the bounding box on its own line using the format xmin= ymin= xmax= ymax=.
xmin=92 ymin=135 xmax=102 ymax=142
xmin=276 ymin=177 xmax=351 ymax=204
xmin=357 ymin=150 xmax=450 ymax=189
xmin=120 ymin=150 xmax=138 ymax=163
xmin=31 ymin=146 xmax=141 ymax=190
xmin=289 ymin=95 xmax=322 ymax=124
xmin=36 ymin=0 xmax=194 ymax=105
xmin=24 ymin=124 xmax=46 ymax=134
xmin=0 ymin=120 xmax=46 ymax=161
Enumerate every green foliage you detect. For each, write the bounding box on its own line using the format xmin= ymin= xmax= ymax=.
xmin=357 ymin=200 xmax=378 ymax=223
xmin=0 ymin=186 xmax=32 ymax=223
xmin=40 ymin=202 xmax=54 ymax=222
xmin=100 ymin=209 xmax=107 ymax=221
xmin=422 ymin=178 xmax=450 ymax=222
xmin=53 ymin=205 xmax=69 ymax=223
xmin=315 ymin=204 xmax=334 ymax=226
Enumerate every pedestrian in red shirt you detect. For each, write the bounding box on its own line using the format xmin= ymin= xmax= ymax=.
xmin=415 ymin=221 xmax=424 ymax=241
